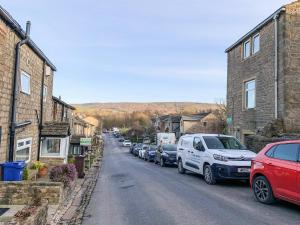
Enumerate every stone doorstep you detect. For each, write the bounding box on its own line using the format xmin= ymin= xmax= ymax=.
xmin=0 ymin=205 xmax=25 ymax=222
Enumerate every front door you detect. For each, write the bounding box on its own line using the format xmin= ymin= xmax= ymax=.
xmin=269 ymin=143 xmax=300 ymax=203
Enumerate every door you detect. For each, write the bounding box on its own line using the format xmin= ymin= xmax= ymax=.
xmin=191 ymin=137 xmax=206 ymax=174
xmin=267 ymin=143 xmax=299 ymax=202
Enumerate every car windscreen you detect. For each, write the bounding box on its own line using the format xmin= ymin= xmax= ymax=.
xmin=203 ymin=136 xmax=247 ymax=150
xmin=162 ymin=144 xmax=177 ymax=151
xmin=143 ymin=146 xmax=148 ymax=150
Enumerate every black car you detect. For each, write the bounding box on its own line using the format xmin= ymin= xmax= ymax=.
xmin=155 ymin=144 xmax=177 ymax=167
xmin=130 ymin=143 xmax=137 ymax=153
xmin=133 ymin=144 xmax=142 ymax=156
xmin=118 ymin=137 xmax=124 ymax=142
xmin=144 ymin=145 xmax=157 ymax=162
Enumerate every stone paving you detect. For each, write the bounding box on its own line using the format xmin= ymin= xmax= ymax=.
xmin=47 ymin=159 xmax=102 ymax=225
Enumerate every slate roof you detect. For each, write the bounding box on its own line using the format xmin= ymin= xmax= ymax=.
xmin=70 ymin=135 xmax=86 ymax=144
xmin=41 ymin=122 xmax=70 ymax=137
xmin=181 ymin=113 xmax=211 ymax=121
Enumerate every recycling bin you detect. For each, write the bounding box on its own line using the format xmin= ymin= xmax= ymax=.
xmin=2 ymin=161 xmax=26 ymax=181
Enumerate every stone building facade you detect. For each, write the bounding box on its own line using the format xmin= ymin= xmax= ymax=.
xmin=0 ymin=6 xmax=56 ymax=163
xmin=226 ymin=1 xmax=300 ymax=143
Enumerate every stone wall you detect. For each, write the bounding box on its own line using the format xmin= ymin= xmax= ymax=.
xmin=283 ymin=1 xmax=300 ymax=132
xmin=0 ymin=182 xmax=64 ymax=205
xmin=0 ymin=17 xmax=54 ymax=163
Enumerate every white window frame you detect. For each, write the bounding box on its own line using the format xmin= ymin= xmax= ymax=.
xmin=40 ymin=137 xmax=68 ymax=158
xmin=16 ymin=138 xmax=32 ymax=163
xmin=243 ymin=39 xmax=251 ymax=59
xmin=20 ymin=71 xmax=31 ymax=94
xmin=252 ymin=33 xmax=260 ymax=54
xmin=244 ymin=79 xmax=256 ymax=109
xmin=43 ymin=85 xmax=48 ymax=102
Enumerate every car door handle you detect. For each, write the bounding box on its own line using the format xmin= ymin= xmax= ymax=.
xmin=191 ymin=151 xmax=194 ymax=154
xmin=179 ymin=148 xmax=184 ymax=151
xmin=267 ymin=162 xmax=273 ymax=166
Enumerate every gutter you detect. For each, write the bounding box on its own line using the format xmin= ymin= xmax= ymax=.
xmin=8 ymin=21 xmax=31 ymax=162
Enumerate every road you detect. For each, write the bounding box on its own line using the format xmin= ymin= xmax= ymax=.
xmin=82 ymin=134 xmax=300 ymax=225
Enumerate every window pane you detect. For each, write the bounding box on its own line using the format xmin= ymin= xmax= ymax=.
xmin=246 ymin=80 xmax=255 ymax=90
xmin=245 ymin=80 xmax=256 ymax=109
xmin=43 ymin=86 xmax=47 ymax=102
xmin=253 ymin=34 xmax=260 ymax=54
xmin=21 ymin=72 xmax=30 ymax=94
xmin=244 ymin=41 xmax=250 ymax=58
xmin=273 ymin=144 xmax=299 ymax=162
xmin=42 ymin=139 xmax=61 ymax=156
xmin=16 ymin=147 xmax=30 ymax=161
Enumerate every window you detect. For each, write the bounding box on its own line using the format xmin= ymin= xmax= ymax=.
xmin=203 ymin=136 xmax=247 ymax=150
xmin=265 ymin=146 xmax=277 ymax=157
xmin=193 ymin=137 xmax=205 ymax=151
xmin=243 ymin=40 xmax=251 ymax=59
xmin=43 ymin=85 xmax=47 ymax=102
xmin=41 ymin=138 xmax=61 ymax=157
xmin=71 ymin=146 xmax=81 ymax=155
xmin=20 ymin=71 xmax=30 ymax=94
xmin=252 ymin=34 xmax=260 ymax=54
xmin=245 ymin=80 xmax=256 ymax=109
xmin=16 ymin=138 xmax=32 ymax=162
xmin=272 ymin=144 xmax=299 ymax=162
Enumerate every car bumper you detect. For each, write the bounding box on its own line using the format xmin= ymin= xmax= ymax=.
xmin=211 ymin=163 xmax=251 ymax=180
xmin=147 ymin=155 xmax=155 ymax=160
xmin=163 ymin=157 xmax=177 ymax=164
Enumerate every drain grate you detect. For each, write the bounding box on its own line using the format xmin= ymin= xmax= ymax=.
xmin=0 ymin=208 xmax=9 ymax=216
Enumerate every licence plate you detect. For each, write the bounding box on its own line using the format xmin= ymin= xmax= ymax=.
xmin=238 ymin=168 xmax=250 ymax=173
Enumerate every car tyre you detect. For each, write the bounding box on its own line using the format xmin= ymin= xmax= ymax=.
xmin=204 ymin=165 xmax=216 ymax=185
xmin=160 ymin=158 xmax=165 ymax=167
xmin=178 ymin=159 xmax=186 ymax=174
xmin=252 ymin=176 xmax=275 ymax=204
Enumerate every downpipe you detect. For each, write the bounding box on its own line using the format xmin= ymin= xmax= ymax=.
xmin=8 ymin=21 xmax=31 ymax=162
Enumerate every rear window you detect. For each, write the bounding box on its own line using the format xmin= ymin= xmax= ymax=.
xmin=163 ymin=144 xmax=176 ymax=151
xmin=272 ymin=144 xmax=299 ymax=162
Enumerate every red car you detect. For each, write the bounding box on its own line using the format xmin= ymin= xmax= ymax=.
xmin=250 ymin=141 xmax=300 ymax=205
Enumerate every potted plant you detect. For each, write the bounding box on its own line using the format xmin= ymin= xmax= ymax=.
xmin=31 ymin=161 xmax=48 ymax=178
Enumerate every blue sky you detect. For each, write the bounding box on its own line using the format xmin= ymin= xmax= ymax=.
xmin=1 ymin=0 xmax=291 ymax=103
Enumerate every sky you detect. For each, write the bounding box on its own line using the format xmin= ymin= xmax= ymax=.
xmin=0 ymin=0 xmax=291 ymax=103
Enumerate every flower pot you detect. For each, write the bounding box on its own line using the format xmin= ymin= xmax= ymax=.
xmin=38 ymin=167 xmax=48 ymax=177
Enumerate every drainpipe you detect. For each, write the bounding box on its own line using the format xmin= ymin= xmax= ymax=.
xmin=37 ymin=61 xmax=46 ymax=161
xmin=8 ymin=21 xmax=31 ymax=162
xmin=273 ymin=8 xmax=285 ymax=120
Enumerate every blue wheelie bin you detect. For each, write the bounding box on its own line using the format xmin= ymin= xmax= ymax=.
xmin=2 ymin=161 xmax=26 ymax=181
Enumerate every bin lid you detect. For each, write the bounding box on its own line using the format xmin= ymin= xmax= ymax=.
xmin=3 ymin=161 xmax=26 ymax=168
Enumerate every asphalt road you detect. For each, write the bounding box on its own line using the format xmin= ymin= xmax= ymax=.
xmin=82 ymin=134 xmax=300 ymax=225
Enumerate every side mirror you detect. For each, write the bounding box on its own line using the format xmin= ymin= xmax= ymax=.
xmin=195 ymin=144 xmax=205 ymax=151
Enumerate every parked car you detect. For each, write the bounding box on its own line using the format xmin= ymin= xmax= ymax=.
xmin=130 ymin=143 xmax=137 ymax=153
xmin=133 ymin=144 xmax=142 ymax=157
xmin=118 ymin=137 xmax=125 ymax=142
xmin=177 ymin=134 xmax=256 ymax=185
xmin=250 ymin=141 xmax=300 ymax=205
xmin=144 ymin=145 xmax=157 ymax=162
xmin=139 ymin=144 xmax=149 ymax=159
xmin=123 ymin=140 xmax=132 ymax=147
xmin=155 ymin=144 xmax=177 ymax=167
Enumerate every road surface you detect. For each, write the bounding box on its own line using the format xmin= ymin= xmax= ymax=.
xmin=82 ymin=134 xmax=300 ymax=225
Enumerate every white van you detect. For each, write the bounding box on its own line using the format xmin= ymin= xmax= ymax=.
xmin=177 ymin=134 xmax=256 ymax=185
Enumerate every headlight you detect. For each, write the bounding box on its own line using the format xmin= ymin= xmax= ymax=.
xmin=213 ymin=154 xmax=228 ymax=162
xmin=162 ymin=152 xmax=169 ymax=157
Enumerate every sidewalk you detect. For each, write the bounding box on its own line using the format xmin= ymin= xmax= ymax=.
xmin=47 ymin=159 xmax=102 ymax=225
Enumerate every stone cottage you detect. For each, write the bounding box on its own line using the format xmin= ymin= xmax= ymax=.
xmin=226 ymin=0 xmax=300 ymax=143
xmin=40 ymin=96 xmax=75 ymax=166
xmin=0 ymin=5 xmax=56 ymax=164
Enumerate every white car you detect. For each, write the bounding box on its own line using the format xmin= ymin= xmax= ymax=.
xmin=177 ymin=134 xmax=256 ymax=185
xmin=122 ymin=140 xmax=132 ymax=147
xmin=139 ymin=145 xmax=149 ymax=159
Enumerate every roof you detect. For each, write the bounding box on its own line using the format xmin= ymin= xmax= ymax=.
xmin=53 ymin=96 xmax=76 ymax=110
xmin=171 ymin=115 xmax=181 ymax=123
xmin=41 ymin=122 xmax=70 ymax=137
xmin=181 ymin=113 xmax=211 ymax=121
xmin=0 ymin=5 xmax=56 ymax=71
xmin=70 ymin=135 xmax=86 ymax=144
xmin=225 ymin=7 xmax=285 ymax=53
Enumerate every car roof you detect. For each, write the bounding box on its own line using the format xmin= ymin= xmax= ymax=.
xmin=180 ymin=133 xmax=234 ymax=138
xmin=266 ymin=140 xmax=300 ymax=146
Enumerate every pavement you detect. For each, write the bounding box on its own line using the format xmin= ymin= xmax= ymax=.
xmin=82 ymin=134 xmax=300 ymax=225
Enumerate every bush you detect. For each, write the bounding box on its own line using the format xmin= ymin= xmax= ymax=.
xmin=23 ymin=167 xmax=29 ymax=180
xmin=49 ymin=164 xmax=77 ymax=188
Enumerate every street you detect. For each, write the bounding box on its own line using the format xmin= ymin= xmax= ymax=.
xmin=82 ymin=135 xmax=300 ymax=225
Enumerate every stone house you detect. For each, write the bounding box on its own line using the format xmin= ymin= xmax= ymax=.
xmin=163 ymin=115 xmax=181 ymax=139
xmin=154 ymin=115 xmax=169 ymax=132
xmin=0 ymin=5 xmax=56 ymax=164
xmin=40 ymin=97 xmax=75 ymax=166
xmin=180 ymin=113 xmax=219 ymax=135
xmin=226 ymin=0 xmax=300 ymax=143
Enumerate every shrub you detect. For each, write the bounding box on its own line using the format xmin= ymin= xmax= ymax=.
xmin=49 ymin=164 xmax=77 ymax=188
xmin=23 ymin=167 xmax=29 ymax=180
xmin=31 ymin=161 xmax=47 ymax=170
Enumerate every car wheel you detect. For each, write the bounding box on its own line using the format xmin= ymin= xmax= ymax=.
xmin=160 ymin=158 xmax=165 ymax=167
xmin=178 ymin=159 xmax=185 ymax=174
xmin=204 ymin=165 xmax=216 ymax=185
xmin=253 ymin=176 xmax=275 ymax=204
